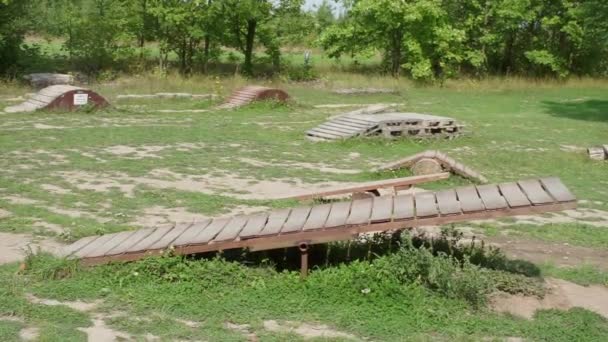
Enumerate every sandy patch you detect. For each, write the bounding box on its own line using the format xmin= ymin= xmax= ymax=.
xmin=491 ymin=278 xmax=608 ymax=319
xmin=3 ymin=196 xmax=40 ymax=205
xmin=175 ymin=318 xmax=201 ymax=328
xmin=40 ymin=183 xmax=72 ymax=195
xmin=225 ymin=322 xmax=258 ymax=341
xmin=133 ymin=205 xmax=268 ymax=227
xmin=58 ymin=169 xmax=357 ymax=200
xmin=78 ymin=315 xmax=132 ymax=342
xmin=33 ymin=123 xmax=66 ymax=130
xmin=239 ymin=157 xmax=361 ymax=174
xmin=263 ymin=320 xmax=359 ymax=340
xmin=26 ymin=294 xmax=102 ymax=312
xmin=19 ymin=327 xmax=40 ymax=341
xmin=560 ymin=144 xmax=585 ymax=153
xmin=475 ymin=208 xmax=608 ymax=228
xmin=0 ymin=208 xmax=11 ymax=219
xmin=103 ymin=145 xmax=166 ymax=159
xmin=33 ymin=221 xmax=65 ymax=234
xmin=0 ymin=233 xmax=64 ymax=264
xmin=46 ymin=206 xmax=110 ymax=223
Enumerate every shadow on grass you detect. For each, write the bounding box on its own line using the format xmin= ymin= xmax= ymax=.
xmin=543 ymin=99 xmax=608 ymax=122
xmin=213 ymin=227 xmax=541 ymax=278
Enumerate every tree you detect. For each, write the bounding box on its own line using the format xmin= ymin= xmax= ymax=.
xmin=0 ymin=0 xmax=32 ymax=75
xmin=315 ymin=0 xmax=335 ymax=33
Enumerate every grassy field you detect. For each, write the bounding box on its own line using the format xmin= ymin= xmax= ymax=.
xmin=0 ymin=75 xmax=607 ymax=341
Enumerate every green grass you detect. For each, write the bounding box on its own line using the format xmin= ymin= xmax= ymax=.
xmin=1 ymin=74 xmax=607 ymax=340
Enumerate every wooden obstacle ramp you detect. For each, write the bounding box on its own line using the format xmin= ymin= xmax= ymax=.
xmin=588 ymin=145 xmax=608 ymax=160
xmin=281 ymin=173 xmax=450 ymax=200
xmin=4 ymin=85 xmax=109 ymax=113
xmin=62 ymin=177 xmax=575 ymax=266
xmin=375 ymin=150 xmax=488 ymax=183
xmin=217 ymin=86 xmax=289 ymax=109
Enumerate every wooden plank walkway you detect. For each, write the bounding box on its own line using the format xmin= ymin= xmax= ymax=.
xmin=282 ymin=173 xmax=450 ymax=200
xmin=62 ymin=177 xmax=576 ymax=265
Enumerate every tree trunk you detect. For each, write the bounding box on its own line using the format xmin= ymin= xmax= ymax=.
xmin=203 ymin=34 xmax=210 ymax=74
xmin=390 ymin=29 xmax=403 ymax=77
xmin=243 ymin=19 xmax=257 ymax=76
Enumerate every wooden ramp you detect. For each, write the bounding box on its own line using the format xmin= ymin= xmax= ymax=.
xmin=376 ymin=150 xmax=488 ymax=183
xmin=217 ymin=86 xmax=289 ymax=109
xmin=588 ymin=145 xmax=608 ymax=160
xmin=281 ymin=173 xmax=450 ymax=200
xmin=4 ymin=85 xmax=109 ymax=113
xmin=62 ymin=177 xmax=575 ymax=266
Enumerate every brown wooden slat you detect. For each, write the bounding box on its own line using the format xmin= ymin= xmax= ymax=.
xmin=147 ymin=222 xmax=194 ymax=250
xmin=125 ymin=224 xmax=174 ymax=253
xmin=75 ymin=233 xmax=121 ymax=258
xmin=370 ymin=196 xmax=393 ymax=222
xmin=518 ymin=179 xmax=554 ymax=205
xmin=259 ymin=209 xmax=291 ymax=236
xmin=63 ymin=235 xmax=100 ymax=256
xmin=172 ymin=220 xmax=212 ymax=247
xmin=324 ymin=202 xmax=352 ymax=228
xmin=302 ymin=203 xmax=332 ymax=231
xmin=477 ymin=184 xmax=508 ymax=210
xmin=498 ymin=182 xmax=531 ymax=208
xmin=190 ymin=218 xmax=231 ymax=244
xmin=213 ymin=216 xmax=250 ymax=242
xmin=239 ymin=213 xmax=269 ymax=239
xmin=455 ymin=186 xmax=484 ymax=212
xmin=346 ymin=198 xmax=372 ymax=225
xmin=435 ymin=189 xmax=461 ymax=215
xmin=281 ymin=207 xmax=312 ymax=234
xmin=415 ymin=192 xmax=438 ymax=217
xmin=393 ymin=194 xmax=415 ymax=220
xmin=539 ymin=177 xmax=576 ymax=202
xmin=85 ymin=230 xmax=138 ymax=257
xmin=106 ymin=228 xmax=157 ymax=256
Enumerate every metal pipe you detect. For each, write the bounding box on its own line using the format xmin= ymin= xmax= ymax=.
xmin=298 ymin=242 xmax=309 ymax=279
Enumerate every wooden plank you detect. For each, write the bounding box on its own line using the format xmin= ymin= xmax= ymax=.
xmin=455 ymin=186 xmax=484 ymax=212
xmin=76 ymin=230 xmax=134 ymax=257
xmin=498 ymin=182 xmax=531 ymax=208
xmin=370 ymin=196 xmax=393 ymax=222
xmin=393 ymin=194 xmax=414 ymax=220
xmin=517 ymin=179 xmax=554 ymax=205
xmin=63 ymin=235 xmax=100 ymax=256
xmin=125 ymin=224 xmax=175 ymax=253
xmin=346 ymin=198 xmax=373 ymax=225
xmin=435 ymin=189 xmax=461 ymax=215
xmin=283 ymin=173 xmax=449 ymax=200
xmin=324 ymin=201 xmax=352 ymax=228
xmin=539 ymin=177 xmax=576 ymax=202
xmin=190 ymin=218 xmax=231 ymax=244
xmin=310 ymin=127 xmax=353 ymax=137
xmin=147 ymin=222 xmax=194 ymax=250
xmin=477 ymin=184 xmax=508 ymax=210
xmin=239 ymin=213 xmax=269 ymax=239
xmin=259 ymin=209 xmax=291 ymax=236
xmin=302 ymin=203 xmax=332 ymax=231
xmin=281 ymin=207 xmax=312 ymax=234
xmin=105 ymin=228 xmax=157 ymax=256
xmin=172 ymin=220 xmax=212 ymax=247
xmin=415 ymin=192 xmax=438 ymax=217
xmin=306 ymin=130 xmax=346 ymax=140
xmin=213 ymin=216 xmax=249 ymax=242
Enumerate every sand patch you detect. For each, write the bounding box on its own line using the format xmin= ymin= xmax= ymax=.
xmin=0 ymin=233 xmax=64 ymax=264
xmin=225 ymin=322 xmax=258 ymax=341
xmin=491 ymin=278 xmax=608 ymax=319
xmin=0 ymin=315 xmax=23 ymax=322
xmin=133 ymin=205 xmax=268 ymax=227
xmin=40 ymin=183 xmax=72 ymax=195
xmin=103 ymin=145 xmax=166 ymax=159
xmin=3 ymin=196 xmax=40 ymax=205
xmin=46 ymin=206 xmax=110 ymax=223
xmin=78 ymin=315 xmax=132 ymax=342
xmin=263 ymin=320 xmax=359 ymax=340
xmin=19 ymin=327 xmax=40 ymax=341
xmin=33 ymin=123 xmax=66 ymax=130
xmin=33 ymin=221 xmax=65 ymax=234
xmin=238 ymin=157 xmax=361 ymax=174
xmin=26 ymin=294 xmax=102 ymax=312
xmin=0 ymin=208 xmax=11 ymax=219
xmin=58 ymin=169 xmax=356 ymax=200
xmin=475 ymin=208 xmax=608 ymax=228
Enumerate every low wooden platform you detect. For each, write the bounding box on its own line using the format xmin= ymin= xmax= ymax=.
xmin=281 ymin=173 xmax=450 ymax=200
xmin=588 ymin=145 xmax=608 ymax=160
xmin=62 ymin=177 xmax=576 ymax=266
xmin=217 ymin=86 xmax=289 ymax=109
xmin=4 ymin=85 xmax=109 ymax=113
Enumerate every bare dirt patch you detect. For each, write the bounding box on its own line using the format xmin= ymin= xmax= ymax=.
xmin=225 ymin=322 xmax=258 ymax=341
xmin=3 ymin=196 xmax=40 ymax=205
xmin=33 ymin=221 xmax=65 ymax=234
xmin=0 ymin=208 xmax=11 ymax=219
xmin=58 ymin=169 xmax=357 ymax=200
xmin=239 ymin=157 xmax=361 ymax=174
xmin=491 ymin=278 xmax=608 ymax=319
xmin=19 ymin=327 xmax=40 ymax=341
xmin=78 ymin=315 xmax=132 ymax=342
xmin=474 ymin=208 xmax=608 ymax=228
xmin=46 ymin=206 xmax=110 ymax=223
xmin=40 ymin=183 xmax=72 ymax=195
xmin=26 ymin=294 xmax=102 ymax=312
xmin=263 ymin=320 xmax=360 ymax=340
xmin=0 ymin=233 xmax=64 ymax=265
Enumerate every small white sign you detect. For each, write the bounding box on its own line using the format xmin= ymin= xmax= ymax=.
xmin=74 ymin=93 xmax=89 ymax=106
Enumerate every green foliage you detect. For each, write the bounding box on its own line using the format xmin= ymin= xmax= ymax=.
xmin=0 ymin=0 xmax=32 ymax=76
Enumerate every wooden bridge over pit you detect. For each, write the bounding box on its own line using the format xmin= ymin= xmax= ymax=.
xmin=62 ymin=177 xmax=576 ymax=275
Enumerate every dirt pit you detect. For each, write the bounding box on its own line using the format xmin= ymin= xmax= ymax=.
xmin=0 ymin=233 xmax=64 ymax=265
xmin=491 ymin=278 xmax=608 ymax=319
